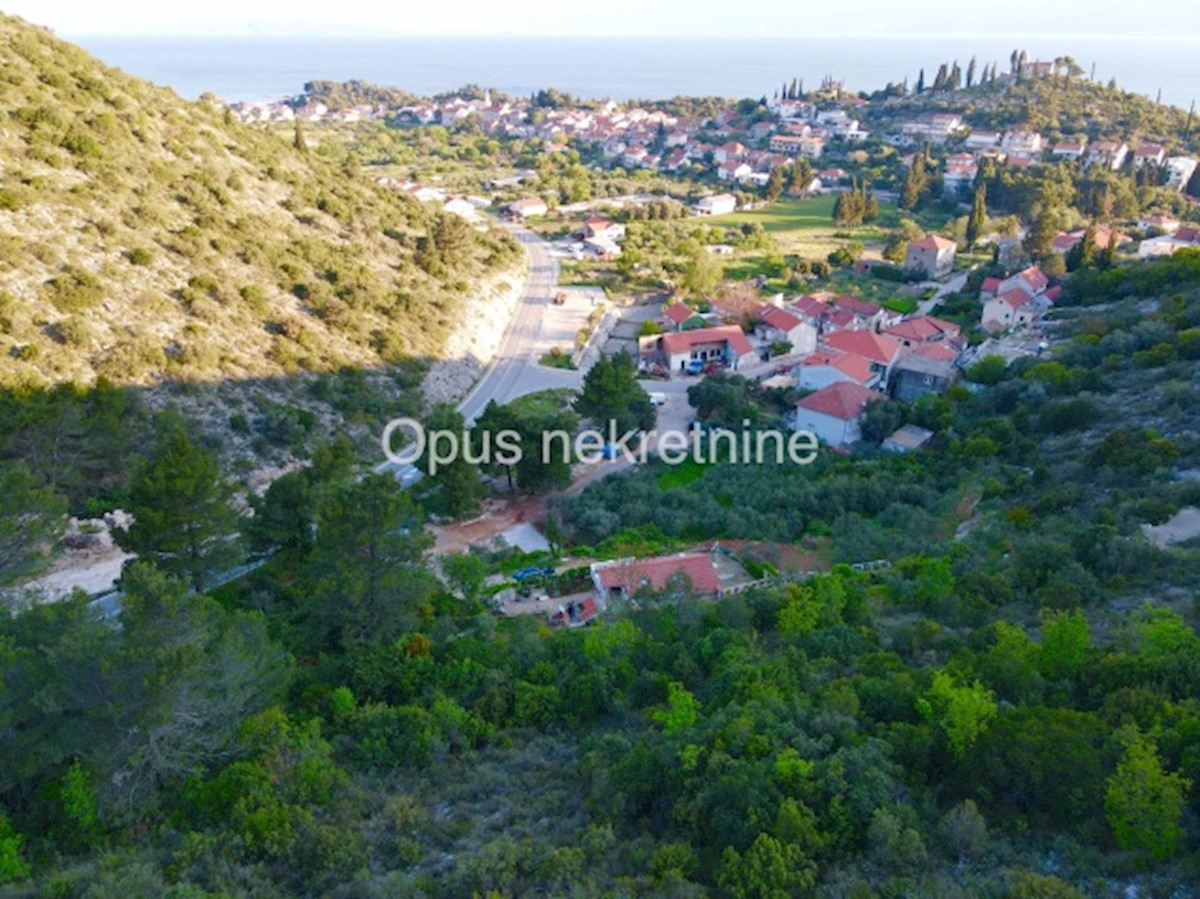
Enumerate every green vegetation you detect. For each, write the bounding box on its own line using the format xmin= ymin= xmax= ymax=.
xmin=0 ymin=14 xmax=519 ymax=412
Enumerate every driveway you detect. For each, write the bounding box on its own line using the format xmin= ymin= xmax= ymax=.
xmin=916 ymin=269 xmax=972 ymax=316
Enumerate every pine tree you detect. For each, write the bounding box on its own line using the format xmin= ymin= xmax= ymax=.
xmin=966 ymin=56 xmax=977 ymax=88
xmin=115 ymin=416 xmax=241 ymax=592
xmin=933 ymin=63 xmax=949 ymax=92
xmin=916 ymin=68 xmax=925 ymax=94
xmin=966 ymin=183 xmax=987 ymax=248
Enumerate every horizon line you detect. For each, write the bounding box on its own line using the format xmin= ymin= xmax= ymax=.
xmin=65 ymin=30 xmax=1200 ymax=41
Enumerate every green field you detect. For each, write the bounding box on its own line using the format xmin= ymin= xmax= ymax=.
xmin=717 ymin=194 xmax=842 ymax=233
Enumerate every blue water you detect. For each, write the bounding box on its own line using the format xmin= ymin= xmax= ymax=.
xmin=70 ymin=35 xmax=1200 ymax=109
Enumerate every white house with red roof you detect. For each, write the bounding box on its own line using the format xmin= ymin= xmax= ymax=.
xmin=1051 ymin=226 xmax=1128 ymax=255
xmin=661 ymin=302 xmax=698 ymax=331
xmin=981 ymin=265 xmax=1054 ymax=332
xmin=1138 ymin=225 xmax=1200 ymax=258
xmin=883 ymin=315 xmax=961 ymax=349
xmin=1086 ymin=141 xmax=1129 ymax=171
xmin=509 ymin=197 xmax=548 ymax=219
xmin=591 ymin=553 xmax=725 ymax=603
xmin=821 ymin=330 xmax=904 ymax=381
xmin=714 ymin=141 xmax=747 ymax=163
xmin=796 ymin=350 xmax=880 ymax=391
xmin=1051 ymin=138 xmax=1088 ymax=159
xmin=792 ymin=381 xmax=885 ymax=447
xmin=1138 ymin=214 xmax=1181 ymax=234
xmin=1135 ymin=144 xmax=1166 ymax=167
xmin=640 ymin=325 xmax=757 ymax=373
xmin=905 ymin=235 xmax=957 ymax=278
xmin=753 ymin=304 xmax=818 ymax=355
xmin=717 ymin=160 xmax=753 ymax=183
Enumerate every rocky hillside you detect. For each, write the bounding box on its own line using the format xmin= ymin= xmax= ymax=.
xmin=0 ymin=14 xmax=520 ymax=390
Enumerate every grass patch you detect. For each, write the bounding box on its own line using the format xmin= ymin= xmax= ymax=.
xmin=655 ymin=456 xmax=707 ymax=490
xmin=539 ymin=348 xmax=577 ymax=370
xmin=505 ymin=388 xmax=578 ymax=418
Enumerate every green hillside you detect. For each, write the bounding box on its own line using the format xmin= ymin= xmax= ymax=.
xmin=0 ymin=14 xmax=519 ymax=389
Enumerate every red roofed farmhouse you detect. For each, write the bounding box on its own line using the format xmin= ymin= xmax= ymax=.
xmin=793 ymin=381 xmax=885 ymax=448
xmin=592 ymin=553 xmax=724 ymax=602
xmin=905 ymin=234 xmax=957 ymax=278
xmin=639 ymin=325 xmax=756 ymax=373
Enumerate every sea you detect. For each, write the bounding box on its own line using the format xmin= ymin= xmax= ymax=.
xmin=70 ymin=35 xmax=1200 ymax=110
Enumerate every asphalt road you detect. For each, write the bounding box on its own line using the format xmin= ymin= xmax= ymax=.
xmin=457 ymin=226 xmax=582 ymax=425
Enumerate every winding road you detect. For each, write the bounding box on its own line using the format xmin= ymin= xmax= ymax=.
xmin=457 ymin=225 xmax=584 ymax=425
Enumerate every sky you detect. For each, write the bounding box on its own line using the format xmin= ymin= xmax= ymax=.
xmin=6 ymin=0 xmax=1200 ymax=38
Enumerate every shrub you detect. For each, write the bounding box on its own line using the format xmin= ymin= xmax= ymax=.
xmin=127 ymin=247 xmax=154 ymax=266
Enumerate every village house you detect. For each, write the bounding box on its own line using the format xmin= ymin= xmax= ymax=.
xmin=964 ymin=130 xmax=1000 ymax=151
xmin=1138 ymin=225 xmax=1200 ymax=258
xmin=591 ymin=553 xmax=725 ymax=603
xmin=1001 ymin=131 xmax=1045 ymax=156
xmin=1138 ymin=214 xmax=1181 ymax=234
xmin=792 ymin=381 xmax=885 ymax=448
xmin=890 ymin=351 xmax=959 ymax=402
xmin=1134 ymin=143 xmax=1166 ymax=167
xmin=1086 ymin=141 xmax=1129 ymax=170
xmin=693 ymin=193 xmax=738 ymax=217
xmin=942 ymin=153 xmax=979 ymax=196
xmin=768 ymin=134 xmax=824 ymax=159
xmin=640 ymin=325 xmax=757 ymax=373
xmin=583 ymin=217 xmax=625 ymax=242
xmin=831 ymin=295 xmax=897 ymax=332
xmin=821 ymin=330 xmax=904 ymax=383
xmin=905 ymin=234 xmax=957 ymax=278
xmin=660 ymin=302 xmax=701 ymax=331
xmin=900 ymin=113 xmax=963 ymax=144
xmin=508 ymin=197 xmax=548 ymax=219
xmin=717 ymin=160 xmax=754 ymax=183
xmin=1051 ymin=138 xmax=1088 ymax=160
xmin=980 ymin=265 xmax=1055 ymax=332
xmin=1166 ymin=157 xmax=1198 ymax=192
xmin=883 ymin=315 xmax=961 ymax=349
xmin=753 ymin=304 xmax=818 ymax=355
xmin=1051 ymin=226 xmax=1129 ymax=255
xmin=713 ymin=141 xmax=747 ymax=164
xmin=795 ymin=350 xmax=880 ymax=390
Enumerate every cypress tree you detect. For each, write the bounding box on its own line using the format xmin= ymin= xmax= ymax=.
xmin=966 ymin=183 xmax=987 ymax=248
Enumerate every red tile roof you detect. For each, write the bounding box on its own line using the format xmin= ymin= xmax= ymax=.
xmin=664 ymin=303 xmax=693 ymax=325
xmin=910 ymin=234 xmax=957 ymax=251
xmin=660 ymin=325 xmax=754 ymax=357
xmin=801 ymin=350 xmax=876 ymax=384
xmin=796 ymin=381 xmax=884 ymax=421
xmin=995 ymin=287 xmax=1035 ymax=309
xmin=791 ymin=295 xmax=829 ymax=319
xmin=833 ymin=295 xmax=882 ymax=318
xmin=756 ymin=304 xmax=804 ymax=333
xmin=822 ymin=330 xmax=903 ymax=365
xmin=596 ymin=554 xmax=722 ymax=596
xmin=911 ymin=342 xmax=959 ymax=362
xmin=884 ymin=315 xmax=960 ymax=344
xmin=981 ymin=276 xmax=1002 ymax=294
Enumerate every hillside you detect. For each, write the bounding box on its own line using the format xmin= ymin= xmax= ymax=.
xmin=863 ymin=74 xmax=1199 ymax=153
xmin=0 ymin=14 xmax=520 ymax=391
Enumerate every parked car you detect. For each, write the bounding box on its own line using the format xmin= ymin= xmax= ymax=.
xmin=513 ymin=566 xmax=556 ymax=582
xmin=684 ymin=359 xmax=705 ymax=376
xmin=648 ymin=391 xmax=666 ymax=406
